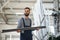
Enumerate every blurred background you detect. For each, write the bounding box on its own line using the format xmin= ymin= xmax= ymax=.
xmin=0 ymin=0 xmax=60 ymax=40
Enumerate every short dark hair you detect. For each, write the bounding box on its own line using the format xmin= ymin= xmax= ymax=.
xmin=24 ymin=7 xmax=31 ymax=10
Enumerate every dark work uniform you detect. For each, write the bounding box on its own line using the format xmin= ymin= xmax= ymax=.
xmin=17 ymin=17 xmax=32 ymax=40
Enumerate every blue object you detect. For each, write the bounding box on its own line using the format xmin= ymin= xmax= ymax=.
xmin=20 ymin=18 xmax=32 ymax=40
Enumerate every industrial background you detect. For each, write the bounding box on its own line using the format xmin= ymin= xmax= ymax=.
xmin=0 ymin=0 xmax=60 ymax=40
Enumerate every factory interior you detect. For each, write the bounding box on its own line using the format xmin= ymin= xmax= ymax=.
xmin=0 ymin=0 xmax=60 ymax=40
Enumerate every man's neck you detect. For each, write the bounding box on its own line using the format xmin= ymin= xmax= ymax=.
xmin=25 ymin=16 xmax=29 ymax=19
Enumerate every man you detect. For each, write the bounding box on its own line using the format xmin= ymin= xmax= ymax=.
xmin=17 ymin=7 xmax=32 ymax=40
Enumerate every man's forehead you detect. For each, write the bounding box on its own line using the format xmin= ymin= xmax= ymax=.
xmin=24 ymin=9 xmax=30 ymax=11
xmin=25 ymin=9 xmax=30 ymax=10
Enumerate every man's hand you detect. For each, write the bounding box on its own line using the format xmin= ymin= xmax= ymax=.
xmin=36 ymin=28 xmax=40 ymax=31
xmin=17 ymin=30 xmax=21 ymax=33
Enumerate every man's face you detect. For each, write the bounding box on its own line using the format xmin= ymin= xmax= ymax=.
xmin=24 ymin=9 xmax=30 ymax=16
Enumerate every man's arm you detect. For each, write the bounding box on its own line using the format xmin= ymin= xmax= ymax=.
xmin=17 ymin=18 xmax=23 ymax=32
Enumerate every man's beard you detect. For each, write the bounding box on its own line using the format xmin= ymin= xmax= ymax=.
xmin=24 ymin=13 xmax=29 ymax=16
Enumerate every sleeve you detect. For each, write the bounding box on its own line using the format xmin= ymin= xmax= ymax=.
xmin=17 ymin=18 xmax=23 ymax=29
xmin=30 ymin=19 xmax=32 ymax=27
